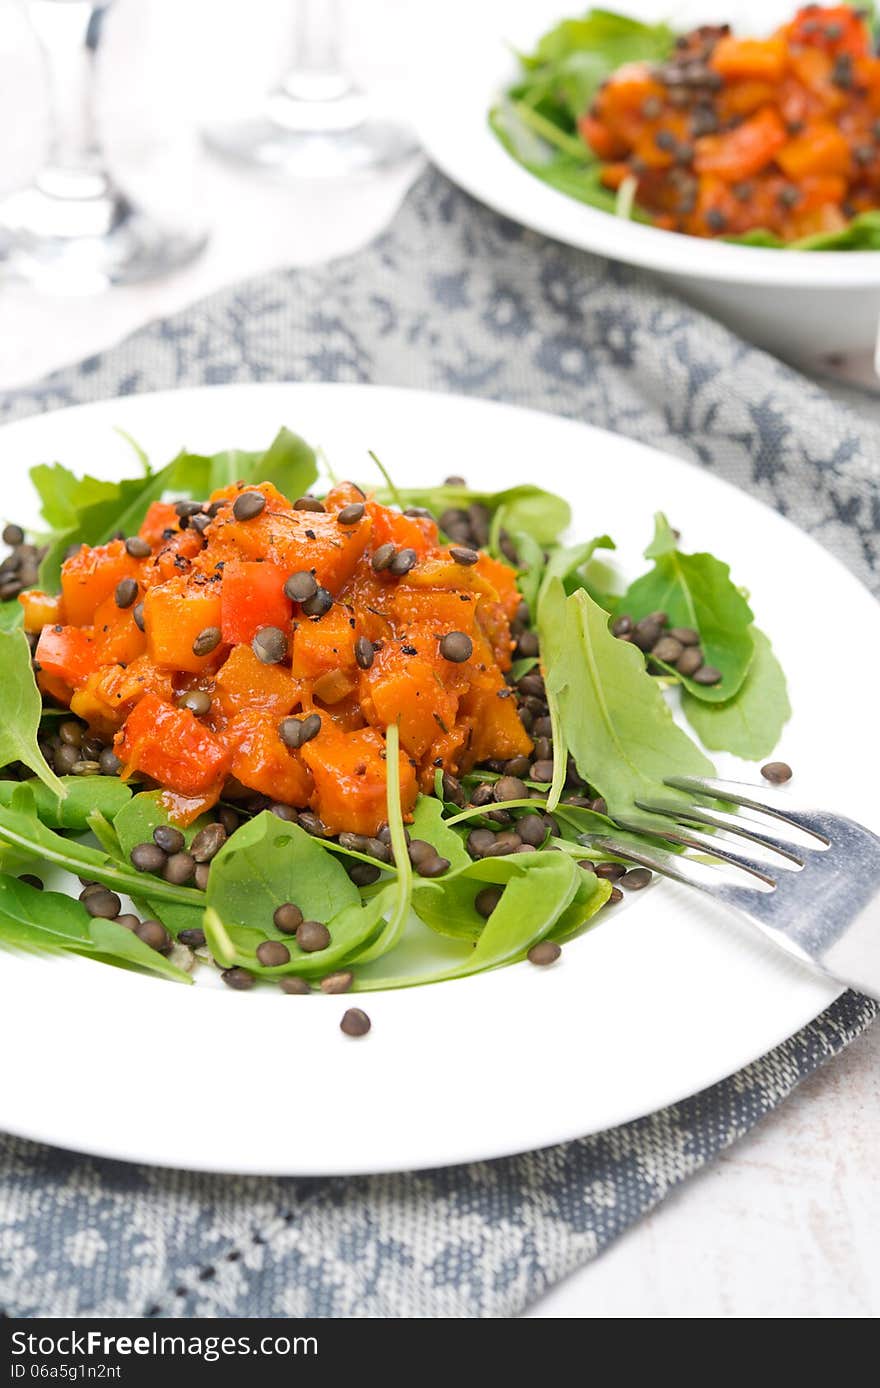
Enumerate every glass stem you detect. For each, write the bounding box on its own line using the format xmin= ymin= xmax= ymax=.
xmin=269 ymin=0 xmax=363 ymax=131
xmin=30 ymin=0 xmax=111 ymax=197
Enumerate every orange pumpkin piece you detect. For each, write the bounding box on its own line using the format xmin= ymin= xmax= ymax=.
xmin=95 ymin=656 xmax=175 ymax=713
xmin=361 ymin=641 xmax=461 ymax=761
xmin=144 ymin=575 xmax=223 ymax=672
xmin=710 ymin=37 xmax=787 ymax=83
xmin=215 ymin=643 xmax=301 ymax=718
xmin=92 ymin=593 xmax=147 ymax=667
xmin=18 ymin=589 xmax=61 ymax=633
xmin=776 ymin=122 xmax=852 ymax=179
xmin=219 ymin=560 xmax=291 ymax=646
xmin=226 ymin=709 xmax=313 ymax=804
xmin=138 ymin=501 xmax=179 ymax=548
xmin=301 ymin=725 xmax=418 ymax=836
xmin=694 ymin=106 xmax=788 ymax=181
xmin=210 ymin=483 xmax=372 ymax=592
xmin=115 ymin=692 xmax=231 ymax=797
xmin=291 ymin=603 xmax=357 ymax=679
xmin=60 ymin=541 xmax=142 ymax=627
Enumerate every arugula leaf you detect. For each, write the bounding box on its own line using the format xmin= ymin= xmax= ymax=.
xmin=0 ymin=784 xmax=204 ymax=909
xmin=546 ymin=870 xmax=613 ymax=942
xmin=538 ymin=534 xmax=615 ymax=609
xmin=539 ymin=580 xmax=714 ymax=821
xmin=206 ymin=811 xmax=360 ymax=939
xmin=358 ymin=852 xmax=585 ymax=989
xmin=372 ymin=482 xmax=571 ymax=546
xmin=682 ymin=627 xmax=791 ymax=760
xmin=408 ymin=794 xmax=471 ymax=873
xmin=728 ymin=210 xmax=880 ymax=252
xmin=489 ymin=103 xmax=626 ymax=216
xmin=36 ymin=460 xmax=180 ymax=591
xmin=112 ymin=789 xmax=213 ymax=937
xmin=170 ymin=427 xmax=318 ymax=499
xmin=0 ymin=630 xmax=67 ymax=797
xmin=0 ymin=873 xmax=191 ymax=982
xmin=204 ymin=886 xmax=392 ymax=979
xmin=0 ymin=776 xmax=130 ymax=830
xmin=0 ymin=600 xmax=23 ymax=632
xmin=509 ymin=529 xmax=546 ymax=610
xmin=618 ymin=513 xmax=755 ymax=703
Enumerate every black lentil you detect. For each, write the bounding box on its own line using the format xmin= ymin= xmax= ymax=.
xmin=256 ymin=940 xmax=291 ymax=967
xmin=176 ymin=689 xmax=212 ymax=717
xmin=84 ymin=888 xmax=121 ymax=919
xmin=439 ymin=631 xmax=473 ymax=663
xmin=164 ymin=852 xmax=196 ymax=884
xmin=692 ymin=664 xmax=722 ymax=686
xmin=222 ymin=967 xmax=255 ymax=990
xmin=293 ymin=496 xmax=326 ymax=512
xmin=527 ymin=941 xmax=561 ymax=966
xmin=153 ymin=824 xmax=185 ymax=854
xmin=192 ymin=626 xmax=222 ymax=657
xmin=761 ymin=760 xmax=792 ymax=784
xmin=340 ymin=1007 xmax=371 ymax=1037
xmin=475 ymin=886 xmax=503 ymax=918
xmin=449 ymin=546 xmax=479 ymax=566
xmin=389 ymin=547 xmax=417 ymax=576
xmin=320 ymin=971 xmax=353 ymax=994
xmin=279 ymin=712 xmax=322 ymax=748
xmin=114 ymin=577 xmax=138 ymax=609
xmin=232 ymin=491 xmax=266 ymax=521
xmin=179 ymin=927 xmax=206 ymax=948
xmin=252 ymin=626 xmax=288 ymax=664
xmin=301 ymin=587 xmax=333 ymax=618
xmin=284 ymin=571 xmax=318 ymax=602
xmin=132 ymin=602 xmax=145 ymax=631
xmin=621 ymin=867 xmax=653 ymax=890
xmin=280 ymin=976 xmax=310 ymax=995
xmin=190 ymin=822 xmax=227 ymax=862
xmin=130 ymin=842 xmax=167 ymax=873
xmin=337 ymin=502 xmax=365 ymax=525
xmin=125 ymin=536 xmax=151 ymax=558
xmin=355 ymin=636 xmax=375 ymax=669
xmin=494 ymin=775 xmax=528 ymax=803
xmin=371 ymin=542 xmax=396 ymax=572
xmin=296 ymin=919 xmax=331 ymax=952
xmin=274 ymin=902 xmax=304 ymax=934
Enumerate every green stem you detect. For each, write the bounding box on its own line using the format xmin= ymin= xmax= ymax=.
xmin=0 ymin=820 xmax=204 ymax=909
xmin=511 ymin=100 xmax=590 ymax=161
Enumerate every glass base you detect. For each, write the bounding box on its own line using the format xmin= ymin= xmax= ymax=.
xmin=204 ymin=99 xmax=417 ymax=179
xmin=0 ymin=177 xmax=208 ymax=293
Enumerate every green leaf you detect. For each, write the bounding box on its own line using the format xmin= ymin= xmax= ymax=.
xmin=0 ymin=600 xmax=23 ymax=632
xmin=112 ymin=789 xmax=213 ymax=938
xmin=0 ymin=784 xmax=204 ymax=910
xmin=257 ymin=427 xmax=318 ymax=497
xmin=0 ymin=776 xmax=130 ymax=831
xmin=509 ymin=529 xmax=546 ymax=610
xmin=546 ymin=870 xmax=613 ymax=942
xmin=0 ymin=873 xmax=191 ymax=983
xmin=681 ymin=627 xmax=791 ymax=760
xmin=359 ymin=851 xmax=585 ymax=989
xmin=371 ymin=482 xmax=571 ymax=546
xmin=489 ymin=103 xmax=629 ymax=216
xmin=205 ymin=810 xmax=360 ymax=943
xmin=204 ymin=885 xmax=391 ymax=979
xmin=408 ymin=794 xmax=471 ymax=873
xmin=618 ymin=513 xmax=755 ymax=703
xmin=0 ymin=629 xmax=67 ymax=796
xmin=539 ymin=581 xmax=714 ymax=821
xmin=538 ymin=534 xmax=615 ymax=611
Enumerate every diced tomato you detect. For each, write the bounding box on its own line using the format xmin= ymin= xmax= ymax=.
xmin=220 ymin=560 xmax=292 ymax=646
xmin=115 ymin=692 xmax=230 ymax=797
xmin=35 ymin=624 xmax=99 ymax=688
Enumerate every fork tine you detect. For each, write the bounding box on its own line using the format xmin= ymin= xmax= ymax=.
xmin=587 ymin=834 xmax=768 ymax=898
xmin=634 ymin=798 xmax=806 ymax=866
xmin=663 ymin=776 xmax=831 ymax=844
xmin=614 ymin=818 xmax=779 ymax=885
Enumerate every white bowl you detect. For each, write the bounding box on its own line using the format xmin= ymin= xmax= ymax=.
xmin=417 ymin=0 xmax=880 ymax=370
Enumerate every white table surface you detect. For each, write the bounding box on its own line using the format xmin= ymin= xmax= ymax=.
xmin=0 ymin=0 xmax=877 ymax=1319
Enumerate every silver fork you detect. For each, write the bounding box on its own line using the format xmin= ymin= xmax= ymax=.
xmin=586 ymin=776 xmax=880 ymax=1001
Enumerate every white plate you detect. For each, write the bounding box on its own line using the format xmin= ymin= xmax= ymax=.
xmin=0 ymin=383 xmax=874 ymax=1176
xmin=417 ymin=0 xmax=880 ymax=360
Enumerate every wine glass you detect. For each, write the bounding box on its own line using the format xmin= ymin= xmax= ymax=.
xmin=204 ymin=0 xmax=416 ymax=177
xmin=0 ymin=0 xmax=207 ymax=292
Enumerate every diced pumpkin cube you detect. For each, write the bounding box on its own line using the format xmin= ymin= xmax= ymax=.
xmin=115 ymin=692 xmax=230 ymax=797
xmin=95 ymin=656 xmax=175 ymax=712
xmin=220 ymin=560 xmax=291 ymax=646
xmin=92 ymin=594 xmax=147 ymax=667
xmin=361 ymin=644 xmax=460 ymax=761
xmin=291 ymin=603 xmax=356 ymax=679
xmin=366 ymin=501 xmax=437 ymax=557
xmin=18 ymin=589 xmax=61 ymax=633
xmin=60 ymin=540 xmax=141 ymax=627
xmin=144 ymin=576 xmax=223 ymax=672
xmin=301 ymin=726 xmax=418 ymax=836
xmin=226 ymin=710 xmax=313 ymax=805
xmin=138 ymin=501 xmax=179 ymax=547
xmin=215 ymin=644 xmax=301 ymax=718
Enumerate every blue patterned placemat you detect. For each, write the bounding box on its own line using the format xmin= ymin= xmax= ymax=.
xmin=0 ymin=170 xmax=876 ymax=1317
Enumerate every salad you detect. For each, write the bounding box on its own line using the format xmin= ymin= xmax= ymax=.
xmin=491 ymin=3 xmax=880 ymax=247
xmin=0 ymin=427 xmax=791 ymax=1011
